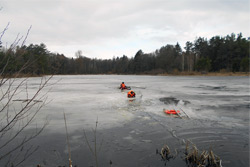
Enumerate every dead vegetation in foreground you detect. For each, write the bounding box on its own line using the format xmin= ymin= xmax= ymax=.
xmin=159 ymin=141 xmax=222 ymax=167
xmin=36 ymin=116 xmax=223 ymax=167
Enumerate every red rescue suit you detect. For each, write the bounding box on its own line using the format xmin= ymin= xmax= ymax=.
xmin=120 ymin=83 xmax=126 ymax=89
xmin=127 ymin=90 xmax=136 ymax=98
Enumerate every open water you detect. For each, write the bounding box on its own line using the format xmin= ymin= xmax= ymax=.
xmin=0 ymin=75 xmax=249 ymax=167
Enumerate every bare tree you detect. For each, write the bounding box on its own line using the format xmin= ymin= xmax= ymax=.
xmin=0 ymin=24 xmax=52 ymax=166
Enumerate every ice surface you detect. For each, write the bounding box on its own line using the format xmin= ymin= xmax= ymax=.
xmin=1 ymin=75 xmax=249 ymax=167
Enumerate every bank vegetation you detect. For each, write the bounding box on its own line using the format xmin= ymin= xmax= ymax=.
xmin=0 ymin=33 xmax=249 ymax=76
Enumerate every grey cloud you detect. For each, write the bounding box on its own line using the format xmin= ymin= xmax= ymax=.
xmin=1 ymin=0 xmax=249 ymax=58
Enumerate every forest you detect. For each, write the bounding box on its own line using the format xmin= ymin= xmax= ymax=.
xmin=0 ymin=33 xmax=249 ymax=75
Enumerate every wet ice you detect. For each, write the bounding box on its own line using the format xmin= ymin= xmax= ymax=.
xmin=1 ymin=75 xmax=249 ymax=167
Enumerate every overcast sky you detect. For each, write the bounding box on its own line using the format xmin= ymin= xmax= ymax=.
xmin=1 ymin=0 xmax=249 ymax=59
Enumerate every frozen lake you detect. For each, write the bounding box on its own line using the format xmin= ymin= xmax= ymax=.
xmin=1 ymin=75 xmax=249 ymax=167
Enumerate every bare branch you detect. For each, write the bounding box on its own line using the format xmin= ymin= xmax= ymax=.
xmin=64 ymin=112 xmax=73 ymax=167
xmin=0 ymin=20 xmax=51 ymax=167
xmin=15 ymin=145 xmax=40 ymax=167
xmin=0 ymin=122 xmax=47 ymax=160
xmin=83 ymin=118 xmax=102 ymax=167
xmin=0 ymin=75 xmax=52 ymax=133
xmin=0 ymin=22 xmax=10 ymax=43
xmin=21 ymin=25 xmax=32 ymax=47
xmin=10 ymin=33 xmax=23 ymax=50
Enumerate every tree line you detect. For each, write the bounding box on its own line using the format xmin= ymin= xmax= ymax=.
xmin=0 ymin=33 xmax=249 ymax=75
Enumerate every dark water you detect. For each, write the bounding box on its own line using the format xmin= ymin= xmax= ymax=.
xmin=1 ymin=75 xmax=249 ymax=167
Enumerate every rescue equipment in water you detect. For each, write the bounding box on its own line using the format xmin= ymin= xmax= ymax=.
xmin=164 ymin=109 xmax=180 ymax=115
xmin=121 ymin=86 xmax=131 ymax=90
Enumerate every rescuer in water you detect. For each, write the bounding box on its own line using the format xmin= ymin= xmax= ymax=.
xmin=127 ymin=90 xmax=136 ymax=98
xmin=120 ymin=82 xmax=127 ymax=90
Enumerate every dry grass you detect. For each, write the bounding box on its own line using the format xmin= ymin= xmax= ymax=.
xmin=159 ymin=141 xmax=222 ymax=167
xmin=185 ymin=141 xmax=222 ymax=167
xmin=160 ymin=144 xmax=172 ymax=160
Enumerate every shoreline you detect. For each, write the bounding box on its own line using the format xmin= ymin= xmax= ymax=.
xmin=1 ymin=72 xmax=249 ymax=78
xmin=56 ymin=71 xmax=250 ymax=76
xmin=157 ymin=71 xmax=250 ymax=76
